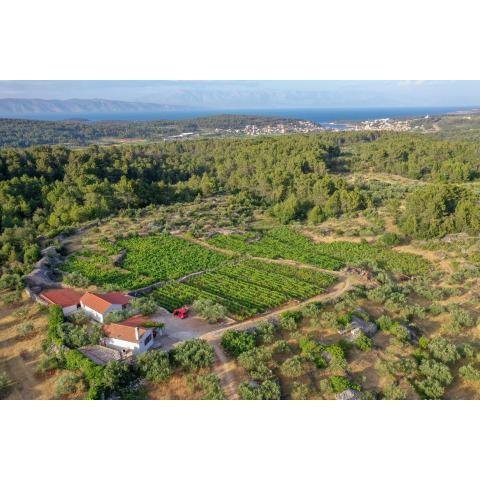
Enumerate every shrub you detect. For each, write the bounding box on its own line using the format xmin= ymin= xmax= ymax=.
xmin=173 ymin=339 xmax=215 ymax=371
xmin=16 ymin=322 xmax=34 ymax=338
xmin=376 ymin=314 xmax=392 ymax=331
xmin=0 ymin=371 xmax=11 ymax=399
xmin=325 ymin=344 xmax=348 ymax=371
xmin=418 ymin=359 xmax=453 ymax=385
xmin=137 ymin=350 xmax=172 ymax=383
xmin=415 ymin=378 xmax=445 ymax=399
xmin=380 ymin=233 xmax=401 ymax=246
xmin=36 ymin=354 xmax=62 ymax=374
xmin=301 ymin=303 xmax=322 ymax=320
xmin=354 ymin=332 xmax=373 ymax=352
xmin=279 ymin=311 xmax=302 ymax=331
xmin=197 ymin=373 xmax=225 ymax=400
xmin=383 ymin=384 xmax=407 ymax=400
xmin=130 ymin=297 xmax=158 ymax=316
xmin=237 ymin=347 xmax=273 ymax=372
xmin=280 ymin=356 xmax=305 ymax=378
xmin=193 ymin=298 xmax=227 ymax=324
xmin=102 ymin=361 xmax=139 ymax=398
xmin=459 ymin=364 xmax=480 ymax=381
xmin=47 ymin=305 xmax=65 ymax=345
xmin=255 ymin=321 xmax=276 ymax=344
xmin=221 ymin=330 xmax=257 ymax=357
xmin=290 ymin=382 xmax=312 ymax=400
xmin=330 ymin=375 xmax=360 ymax=393
xmin=63 ymin=271 xmax=90 ymax=288
xmin=462 ymin=344 xmax=475 ymax=359
xmin=60 ymin=323 xmax=103 ymax=348
xmin=270 ymin=340 xmax=291 ymax=355
xmin=428 ymin=337 xmax=460 ymax=364
xmin=447 ymin=305 xmax=477 ymax=333
xmin=238 ymin=379 xmax=281 ymax=400
xmin=418 ymin=336 xmax=429 ymax=349
xmin=55 ymin=374 xmax=81 ymax=398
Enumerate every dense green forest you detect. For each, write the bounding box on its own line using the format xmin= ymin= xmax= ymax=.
xmin=1 ymin=131 xmax=480 ymax=285
xmin=346 ymin=133 xmax=480 ymax=181
xmin=0 ymin=115 xmax=309 ymax=147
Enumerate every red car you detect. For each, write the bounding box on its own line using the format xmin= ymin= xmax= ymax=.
xmin=173 ymin=306 xmax=189 ymax=319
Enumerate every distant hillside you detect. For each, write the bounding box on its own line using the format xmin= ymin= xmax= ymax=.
xmin=0 ymin=114 xmax=320 ymax=147
xmin=0 ymin=98 xmax=189 ymax=115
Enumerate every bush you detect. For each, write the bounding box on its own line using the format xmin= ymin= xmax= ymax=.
xmin=0 ymin=371 xmax=11 ymax=398
xmin=279 ymin=311 xmax=302 ymax=331
xmin=16 ymin=322 xmax=34 ymax=338
xmin=329 ymin=375 xmax=360 ymax=393
xmin=280 ymin=356 xmax=305 ymax=378
xmin=63 ymin=349 xmax=105 ymax=399
xmin=36 ymin=354 xmax=62 ymax=374
xmin=383 ymin=384 xmax=407 ymax=400
xmin=459 ymin=364 xmax=480 ymax=381
xmin=354 ymin=332 xmax=373 ymax=352
xmin=237 ymin=347 xmax=273 ymax=371
xmin=55 ymin=374 xmax=81 ymax=398
xmin=418 ymin=336 xmax=429 ymax=349
xmin=255 ymin=321 xmax=276 ymax=344
xmin=130 ymin=297 xmax=158 ymax=316
xmin=173 ymin=339 xmax=215 ymax=371
xmin=221 ymin=330 xmax=256 ymax=357
xmin=197 ymin=373 xmax=225 ymax=400
xmin=298 ymin=336 xmax=327 ymax=368
xmin=418 ymin=359 xmax=453 ymax=385
xmin=63 ymin=271 xmax=90 ymax=288
xmin=61 ymin=323 xmax=103 ymax=348
xmin=137 ymin=350 xmax=172 ymax=383
xmin=376 ymin=315 xmax=392 ymax=332
xmin=428 ymin=337 xmax=460 ymax=364
xmin=290 ymin=382 xmax=312 ymax=400
xmin=415 ymin=378 xmax=445 ymax=399
xmin=380 ymin=233 xmax=401 ymax=246
xmin=47 ymin=305 xmax=65 ymax=345
xmin=447 ymin=305 xmax=477 ymax=333
xmin=238 ymin=379 xmax=281 ymax=400
xmin=102 ymin=361 xmax=139 ymax=398
xmin=193 ymin=298 xmax=227 ymax=324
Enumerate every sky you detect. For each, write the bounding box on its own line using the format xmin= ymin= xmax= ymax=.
xmin=0 ymin=80 xmax=479 ymax=108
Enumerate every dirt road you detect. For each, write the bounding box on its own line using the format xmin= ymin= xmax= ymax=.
xmin=203 ymin=273 xmax=368 ymax=399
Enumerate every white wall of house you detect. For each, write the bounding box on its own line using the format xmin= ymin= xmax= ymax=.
xmin=81 ymin=303 xmax=125 ymax=323
xmin=104 ymin=331 xmax=154 ymax=354
xmin=63 ymin=304 xmax=80 ymax=316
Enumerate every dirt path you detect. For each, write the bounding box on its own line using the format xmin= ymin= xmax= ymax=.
xmin=212 ymin=341 xmax=240 ymax=400
xmin=201 ymin=274 xmax=368 ymax=399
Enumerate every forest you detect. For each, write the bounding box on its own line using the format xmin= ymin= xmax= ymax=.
xmin=1 ymin=130 xmax=480 ymax=288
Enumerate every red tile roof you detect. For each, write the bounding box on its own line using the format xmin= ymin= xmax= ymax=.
xmin=40 ymin=288 xmax=83 ymax=308
xmin=80 ymin=292 xmax=131 ymax=315
xmin=103 ymin=315 xmax=153 ymax=344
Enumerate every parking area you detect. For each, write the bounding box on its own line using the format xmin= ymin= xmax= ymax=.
xmin=152 ymin=307 xmax=236 ymax=350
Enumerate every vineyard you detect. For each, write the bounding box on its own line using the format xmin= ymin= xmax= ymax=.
xmin=62 ymin=234 xmax=230 ymax=290
xmin=152 ymin=259 xmax=337 ymax=319
xmin=208 ymin=226 xmax=430 ymax=275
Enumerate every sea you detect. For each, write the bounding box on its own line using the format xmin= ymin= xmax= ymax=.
xmin=0 ymin=106 xmax=471 ymax=130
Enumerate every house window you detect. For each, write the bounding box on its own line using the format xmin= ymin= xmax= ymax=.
xmin=122 ymin=304 xmax=126 ymax=310
xmin=143 ymin=334 xmax=152 ymax=345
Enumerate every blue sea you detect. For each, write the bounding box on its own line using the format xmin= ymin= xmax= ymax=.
xmin=0 ymin=106 xmax=471 ymax=129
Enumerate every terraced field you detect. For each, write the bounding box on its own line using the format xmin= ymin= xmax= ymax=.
xmin=208 ymin=226 xmax=430 ymax=275
xmin=62 ymin=234 xmax=230 ymax=290
xmin=152 ymin=259 xmax=337 ymax=319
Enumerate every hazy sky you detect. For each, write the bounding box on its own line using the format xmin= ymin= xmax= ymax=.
xmin=1 ymin=80 xmax=479 ymax=108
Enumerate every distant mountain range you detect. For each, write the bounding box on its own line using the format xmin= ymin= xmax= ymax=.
xmin=0 ymin=98 xmax=190 ymax=114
